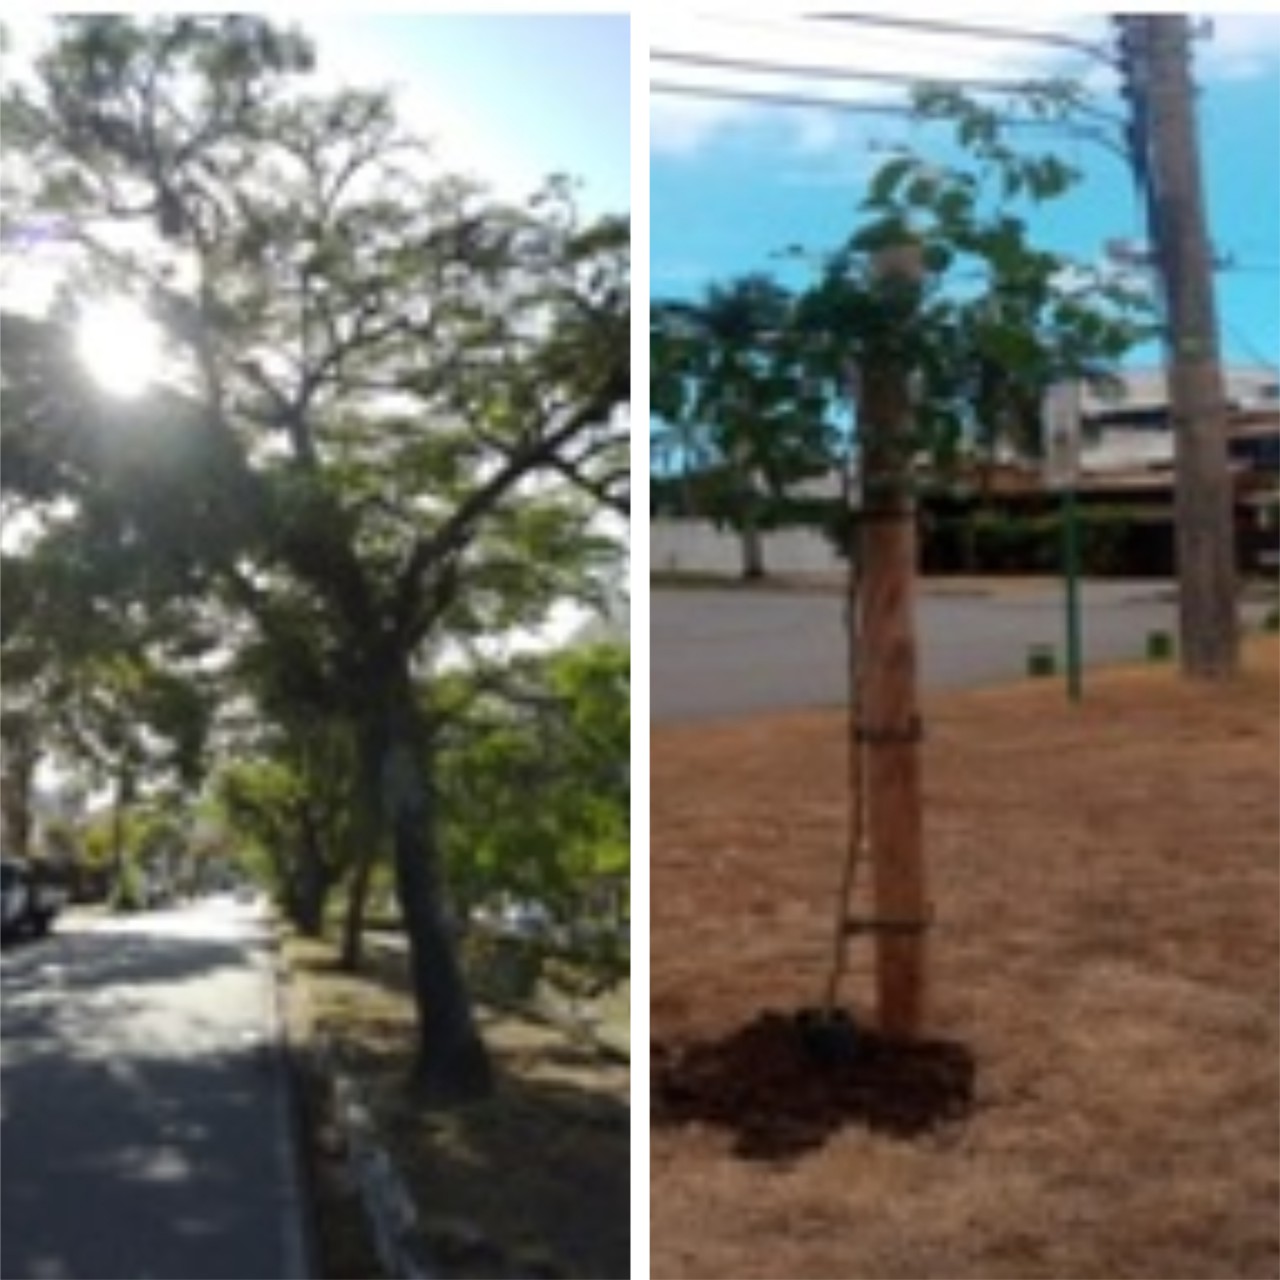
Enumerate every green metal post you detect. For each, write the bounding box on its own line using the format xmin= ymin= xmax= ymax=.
xmin=1063 ymin=488 xmax=1083 ymax=702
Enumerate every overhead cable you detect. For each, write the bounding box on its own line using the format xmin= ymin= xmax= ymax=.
xmin=651 ymin=79 xmax=1126 ymax=150
xmin=804 ymin=13 xmax=1116 ymax=64
xmin=651 ymin=47 xmax=1058 ymax=96
xmin=651 ymin=79 xmax=923 ymax=120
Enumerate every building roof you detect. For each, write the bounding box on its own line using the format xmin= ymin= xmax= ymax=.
xmin=1083 ymin=365 xmax=1280 ymax=418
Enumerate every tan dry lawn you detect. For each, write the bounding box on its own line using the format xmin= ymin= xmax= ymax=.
xmin=651 ymin=636 xmax=1280 ymax=1280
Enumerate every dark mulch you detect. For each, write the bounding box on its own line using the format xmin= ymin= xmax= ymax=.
xmin=652 ymin=1008 xmax=976 ymax=1161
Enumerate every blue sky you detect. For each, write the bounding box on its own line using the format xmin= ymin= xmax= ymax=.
xmin=5 ymin=12 xmax=631 ymax=217
xmin=651 ymin=12 xmax=1280 ymax=372
xmin=305 ymin=13 xmax=631 ymax=216
xmin=3 ymin=13 xmax=631 ymax=315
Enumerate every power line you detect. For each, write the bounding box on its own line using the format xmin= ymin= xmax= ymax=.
xmin=651 ymin=47 xmax=1125 ymax=128
xmin=805 ymin=13 xmax=1115 ymax=64
xmin=652 ymin=79 xmax=925 ymax=120
xmin=651 ymin=78 xmax=1127 ymax=156
xmin=651 ymin=46 xmax=1061 ymax=97
xmin=693 ymin=10 xmax=1047 ymax=65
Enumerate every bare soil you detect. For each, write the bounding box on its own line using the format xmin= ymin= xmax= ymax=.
xmin=653 ymin=1012 xmax=975 ymax=1159
xmin=651 ymin=636 xmax=1280 ymax=1280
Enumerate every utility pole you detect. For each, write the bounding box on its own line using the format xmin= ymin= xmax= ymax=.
xmin=856 ymin=242 xmax=928 ymax=1038
xmin=1122 ymin=15 xmax=1239 ymax=678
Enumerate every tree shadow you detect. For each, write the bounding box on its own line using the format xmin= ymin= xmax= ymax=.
xmin=368 ymin=1059 xmax=629 ymax=1280
xmin=1 ymin=920 xmax=303 ymax=1280
xmin=301 ymin=934 xmax=629 ymax=1279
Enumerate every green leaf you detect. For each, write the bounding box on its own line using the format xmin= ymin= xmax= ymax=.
xmin=865 ymin=155 xmax=916 ymax=207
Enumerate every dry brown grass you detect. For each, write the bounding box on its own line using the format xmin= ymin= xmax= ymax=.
xmin=652 ymin=636 xmax=1280 ymax=1280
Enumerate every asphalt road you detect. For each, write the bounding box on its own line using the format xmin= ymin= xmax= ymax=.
xmin=652 ymin=580 xmax=1267 ymax=721
xmin=1 ymin=897 xmax=309 ymax=1280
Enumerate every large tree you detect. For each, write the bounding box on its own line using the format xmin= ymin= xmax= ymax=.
xmin=2 ymin=16 xmax=628 ymax=1102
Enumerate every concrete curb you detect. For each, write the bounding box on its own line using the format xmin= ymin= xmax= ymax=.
xmin=315 ymin=1034 xmax=437 ymax=1280
xmin=263 ymin=925 xmax=321 ymax=1280
xmin=270 ymin=922 xmax=433 ymax=1279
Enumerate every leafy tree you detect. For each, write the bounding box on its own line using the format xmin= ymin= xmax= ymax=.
xmin=0 ymin=707 xmax=40 ymax=858
xmin=2 ymin=497 xmax=213 ymax=893
xmin=213 ymin=745 xmax=350 ymax=935
xmin=436 ymin=641 xmax=629 ymax=951
xmin=650 ymin=85 xmax=1151 ymax=564
xmin=651 ymin=275 xmax=832 ymax=577
xmin=41 ymin=815 xmax=84 ymax=869
xmin=3 ymin=16 xmax=628 ymax=1101
xmin=792 ymin=85 xmax=1152 ymax=490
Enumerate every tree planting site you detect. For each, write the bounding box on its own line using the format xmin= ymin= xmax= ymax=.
xmin=651 ymin=636 xmax=1279 ymax=1280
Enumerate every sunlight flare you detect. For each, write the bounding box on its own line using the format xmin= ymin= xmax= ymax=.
xmin=75 ymin=297 xmax=165 ymax=398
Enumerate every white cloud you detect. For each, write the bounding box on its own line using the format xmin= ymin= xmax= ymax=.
xmin=649 ymin=11 xmax=1096 ymax=158
xmin=790 ymin=108 xmax=843 ymax=155
xmin=650 ymin=91 xmax=757 ymax=158
xmin=1197 ymin=14 xmax=1280 ymax=80
xmin=650 ymin=12 xmax=1280 ymax=160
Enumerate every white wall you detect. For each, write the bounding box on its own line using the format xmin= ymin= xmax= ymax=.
xmin=651 ymin=519 xmax=844 ymax=577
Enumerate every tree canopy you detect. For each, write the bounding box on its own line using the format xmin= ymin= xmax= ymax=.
xmin=2 ymin=15 xmax=630 ymax=1103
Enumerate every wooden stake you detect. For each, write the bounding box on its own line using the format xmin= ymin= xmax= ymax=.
xmin=858 ymin=243 xmax=928 ymax=1038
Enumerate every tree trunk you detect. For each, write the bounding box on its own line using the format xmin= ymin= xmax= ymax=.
xmin=0 ymin=722 xmax=38 ymax=859
xmin=340 ymin=843 xmax=376 ymax=971
xmin=368 ymin=667 xmax=492 ymax=1105
xmin=110 ymin=762 xmax=134 ymax=905
xmin=740 ymin=516 xmax=766 ymax=580
xmin=292 ymin=809 xmax=330 ymax=937
xmin=340 ymin=759 xmax=384 ymax=971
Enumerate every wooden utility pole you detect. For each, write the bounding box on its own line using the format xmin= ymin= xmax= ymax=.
xmin=1130 ymin=15 xmax=1239 ymax=678
xmin=856 ymin=243 xmax=928 ymax=1038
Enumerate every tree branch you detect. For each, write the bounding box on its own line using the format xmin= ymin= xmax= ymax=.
xmin=390 ymin=367 xmax=628 ymax=647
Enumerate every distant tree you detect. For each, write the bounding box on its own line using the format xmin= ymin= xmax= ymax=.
xmin=213 ymin=745 xmax=349 ymax=936
xmin=2 ymin=523 xmax=212 ymax=894
xmin=0 ymin=708 xmax=40 ymax=858
xmin=651 ymin=276 xmax=833 ymax=577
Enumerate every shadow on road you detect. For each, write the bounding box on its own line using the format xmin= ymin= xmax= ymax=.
xmin=1 ymin=923 xmax=300 ymax=1280
xmin=2 ymin=920 xmax=259 ymax=990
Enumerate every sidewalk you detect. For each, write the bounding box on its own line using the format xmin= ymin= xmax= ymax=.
xmin=1 ymin=901 xmax=311 ymax=1280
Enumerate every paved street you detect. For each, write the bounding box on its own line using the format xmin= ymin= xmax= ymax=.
xmin=652 ymin=580 xmax=1268 ymax=721
xmin=1 ymin=898 xmax=309 ymax=1280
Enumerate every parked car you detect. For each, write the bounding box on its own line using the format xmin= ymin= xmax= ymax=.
xmin=1 ymin=856 xmax=68 ymax=941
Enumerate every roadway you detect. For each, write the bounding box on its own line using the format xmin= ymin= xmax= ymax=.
xmin=651 ymin=579 xmax=1266 ymax=721
xmin=1 ymin=897 xmax=310 ymax=1280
